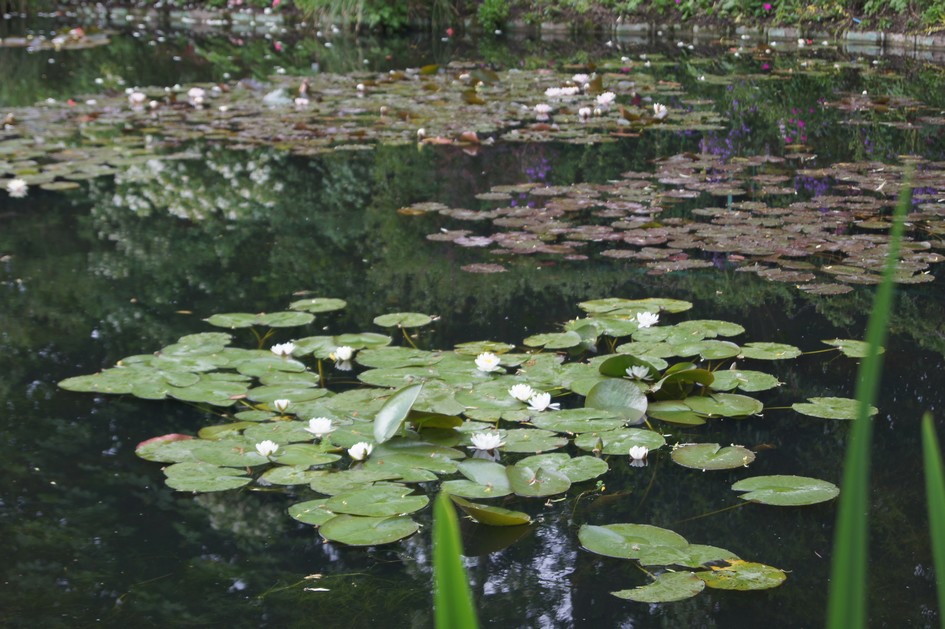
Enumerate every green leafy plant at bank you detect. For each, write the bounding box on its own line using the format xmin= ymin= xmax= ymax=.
xmin=477 ymin=0 xmax=510 ymax=31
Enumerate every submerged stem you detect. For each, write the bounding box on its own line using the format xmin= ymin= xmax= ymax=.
xmin=671 ymin=501 xmax=748 ymax=525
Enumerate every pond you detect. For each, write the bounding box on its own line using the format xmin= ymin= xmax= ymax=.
xmin=2 ymin=15 xmax=945 ymax=628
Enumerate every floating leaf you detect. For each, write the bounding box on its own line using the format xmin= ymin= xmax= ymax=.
xmin=579 ymin=523 xmax=688 ymax=560
xmin=585 ymin=379 xmax=648 ymax=424
xmin=319 ymin=514 xmax=420 ymax=546
xmin=373 ymin=383 xmax=424 ymax=444
xmin=289 ymin=297 xmax=347 ymax=313
xmin=574 ymin=428 xmax=666 ymax=455
xmin=501 ymin=429 xmax=568 ymax=453
xmin=709 ymin=370 xmax=781 ymax=393
xmin=449 ymin=495 xmax=532 ymax=526
xmin=163 ymin=461 xmax=251 ymax=492
xmin=732 ymin=475 xmax=840 ymax=506
xmin=671 ymin=443 xmax=756 ymax=470
xmin=288 ymin=499 xmax=336 ymax=526
xmin=739 ymin=342 xmax=802 ymax=360
xmin=507 ymin=465 xmax=571 ymax=497
xmin=523 ymin=331 xmax=583 ymax=349
xmin=823 ymin=338 xmax=884 ymax=358
xmin=529 ymin=408 xmax=626 ymax=434
xmin=683 ymin=393 xmax=764 ymax=418
xmin=516 ymin=453 xmax=608 ymax=483
xmin=646 ymin=401 xmax=706 ymax=426
xmin=612 ymin=571 xmax=706 ymax=603
xmin=695 ymin=560 xmax=787 ymax=590
xmin=326 ymin=486 xmax=429 ymax=517
xmin=373 ymin=312 xmax=434 ymax=328
xmin=792 ymin=396 xmax=877 ymax=420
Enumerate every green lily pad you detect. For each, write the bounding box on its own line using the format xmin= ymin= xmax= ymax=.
xmin=374 ymin=383 xmax=424 ymax=444
xmin=326 ymin=485 xmax=429 ymax=517
xmin=709 ymin=370 xmax=781 ymax=393
xmin=289 ymin=297 xmax=347 ymax=313
xmin=332 ymin=332 xmax=392 ymax=348
xmin=453 ymin=341 xmax=516 ymax=356
xmin=695 ymin=561 xmax=787 ymax=590
xmin=574 ymin=428 xmax=666 ymax=455
xmin=792 ymin=396 xmax=877 ymax=420
xmin=205 ymin=311 xmax=314 ymax=329
xmin=272 ymin=444 xmax=341 ymax=467
xmin=308 ymin=469 xmax=403 ymax=496
xmin=288 ymin=499 xmax=336 ymax=526
xmin=646 ymin=401 xmax=706 ymax=426
xmin=167 ymin=376 xmax=249 ymax=406
xmin=440 ymin=479 xmax=512 ymax=499
xmin=823 ymin=338 xmax=883 ymax=358
xmin=672 ymin=340 xmax=741 ymax=361
xmin=501 ymin=429 xmax=568 ymax=453
xmin=449 ymin=495 xmax=532 ymax=526
xmin=683 ymin=393 xmax=763 ymax=418
xmin=529 ymin=408 xmax=626 ymax=434
xmin=373 ymin=312 xmax=434 ymax=328
xmin=731 ymin=475 xmax=840 ymax=506
xmin=260 ymin=465 xmax=322 ymax=485
xmin=508 ymin=465 xmax=572 ymax=497
xmin=671 ymin=443 xmax=756 ymax=470
xmin=319 ymin=514 xmax=420 ymax=546
xmin=357 ymin=347 xmax=442 ymax=369
xmin=638 ymin=543 xmax=740 ymax=568
xmin=738 ymin=342 xmax=802 ymax=360
xmin=578 ymin=523 xmax=689 ymax=559
xmin=163 ymin=461 xmax=251 ymax=492
xmin=135 ymin=434 xmax=200 ymax=463
xmin=247 ymin=384 xmax=327 ymax=404
xmin=191 ymin=439 xmax=269 ymax=467
xmin=585 ymin=378 xmax=648 ymax=424
xmin=523 ymin=331 xmax=583 ymax=349
xmin=612 ymin=571 xmax=706 ymax=603
xmin=515 ymin=453 xmax=608 ymax=483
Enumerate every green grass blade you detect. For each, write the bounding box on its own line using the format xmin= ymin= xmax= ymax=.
xmin=826 ymin=178 xmax=910 ymax=629
xmin=922 ymin=413 xmax=945 ymax=629
xmin=433 ymin=492 xmax=479 ymax=629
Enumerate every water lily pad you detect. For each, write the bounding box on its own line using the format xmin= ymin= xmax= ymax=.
xmin=578 ymin=523 xmax=689 ymax=559
xmin=574 ymin=428 xmax=666 ymax=455
xmin=319 ymin=514 xmax=420 ymax=546
xmin=597 ymin=354 xmax=659 ymax=379
xmin=191 ymin=439 xmax=268 ymax=467
xmin=357 ymin=347 xmax=442 ymax=369
xmin=289 ymin=297 xmax=347 ymax=313
xmin=501 ymin=429 xmax=568 ymax=453
xmin=792 ymin=396 xmax=876 ymax=419
xmin=272 ymin=444 xmax=341 ymax=467
xmin=515 ymin=453 xmax=608 ymax=483
xmin=457 ymin=459 xmax=512 ymax=492
xmin=205 ymin=311 xmax=314 ymax=328
xmin=163 ymin=461 xmax=251 ymax=492
xmin=738 ymin=342 xmax=802 ymax=360
xmin=135 ymin=434 xmax=199 ymax=462
xmin=638 ymin=543 xmax=740 ymax=568
xmin=288 ymin=499 xmax=336 ymax=526
xmin=308 ymin=469 xmax=403 ymax=496
xmin=672 ymin=340 xmax=741 ymax=360
xmin=732 ymin=475 xmax=839 ymax=506
xmin=373 ymin=312 xmax=434 ymax=328
xmin=529 ymin=408 xmax=627 ymax=434
xmin=683 ymin=393 xmax=764 ymax=418
xmin=823 ymin=338 xmax=883 ymax=358
xmin=695 ymin=560 xmax=787 ymax=590
xmin=453 ymin=341 xmax=516 ymax=356
xmin=332 ymin=332 xmax=392 ymax=348
xmin=507 ymin=465 xmax=572 ymax=497
xmin=247 ymin=384 xmax=327 ymax=404
xmin=449 ymin=495 xmax=532 ymax=526
xmin=440 ymin=479 xmax=512 ymax=499
xmin=646 ymin=401 xmax=706 ymax=426
xmin=523 ymin=331 xmax=583 ymax=349
xmin=374 ymin=383 xmax=424 ymax=443
xmin=585 ymin=379 xmax=648 ymax=424
xmin=244 ymin=422 xmax=314 ymax=445
xmin=612 ymin=571 xmax=706 ymax=603
xmin=326 ymin=486 xmax=429 ymax=517
xmin=709 ymin=370 xmax=781 ymax=393
xmin=671 ymin=443 xmax=756 ymax=470
xmin=260 ymin=465 xmax=323 ymax=485
xmin=167 ymin=377 xmax=249 ymax=406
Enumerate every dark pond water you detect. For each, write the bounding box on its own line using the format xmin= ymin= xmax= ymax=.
xmin=2 ymin=16 xmax=945 ymax=628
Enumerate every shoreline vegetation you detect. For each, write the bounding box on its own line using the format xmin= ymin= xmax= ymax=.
xmin=6 ymin=0 xmax=945 ymax=40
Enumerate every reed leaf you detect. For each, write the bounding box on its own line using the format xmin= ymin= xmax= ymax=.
xmin=826 ymin=178 xmax=910 ymax=629
xmin=922 ymin=413 xmax=945 ymax=629
xmin=433 ymin=492 xmax=479 ymax=629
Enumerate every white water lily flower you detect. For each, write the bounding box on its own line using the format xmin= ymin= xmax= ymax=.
xmin=596 ymin=91 xmax=616 ymax=107
xmin=578 ymin=106 xmax=592 ymax=120
xmin=256 ymin=440 xmax=279 ymax=457
xmin=653 ymin=103 xmax=668 ymax=120
xmin=128 ymin=91 xmax=147 ymax=107
xmin=270 ymin=341 xmax=295 ymax=356
xmin=6 ymin=178 xmax=28 ymax=198
xmin=348 ymin=441 xmax=373 ymax=461
xmin=470 ymin=431 xmax=504 ymax=451
xmin=626 ymin=365 xmax=652 ymax=381
xmin=508 ymin=383 xmax=536 ymax=402
xmin=528 ymin=391 xmax=560 ymax=412
xmin=534 ymin=103 xmax=552 ymax=121
xmin=331 ymin=345 xmax=354 ymax=361
xmin=635 ymin=311 xmax=660 ymax=328
xmin=572 ymin=73 xmax=590 ymax=85
xmin=629 ymin=445 xmax=649 ymax=460
xmin=273 ymin=399 xmax=291 ymax=413
xmin=475 ymin=352 xmax=502 ymax=372
xmin=304 ymin=417 xmax=334 ymax=438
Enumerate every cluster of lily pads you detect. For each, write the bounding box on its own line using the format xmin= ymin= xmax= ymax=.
xmin=412 ymin=155 xmax=944 ymax=289
xmin=60 ymin=296 xmax=869 ymax=603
